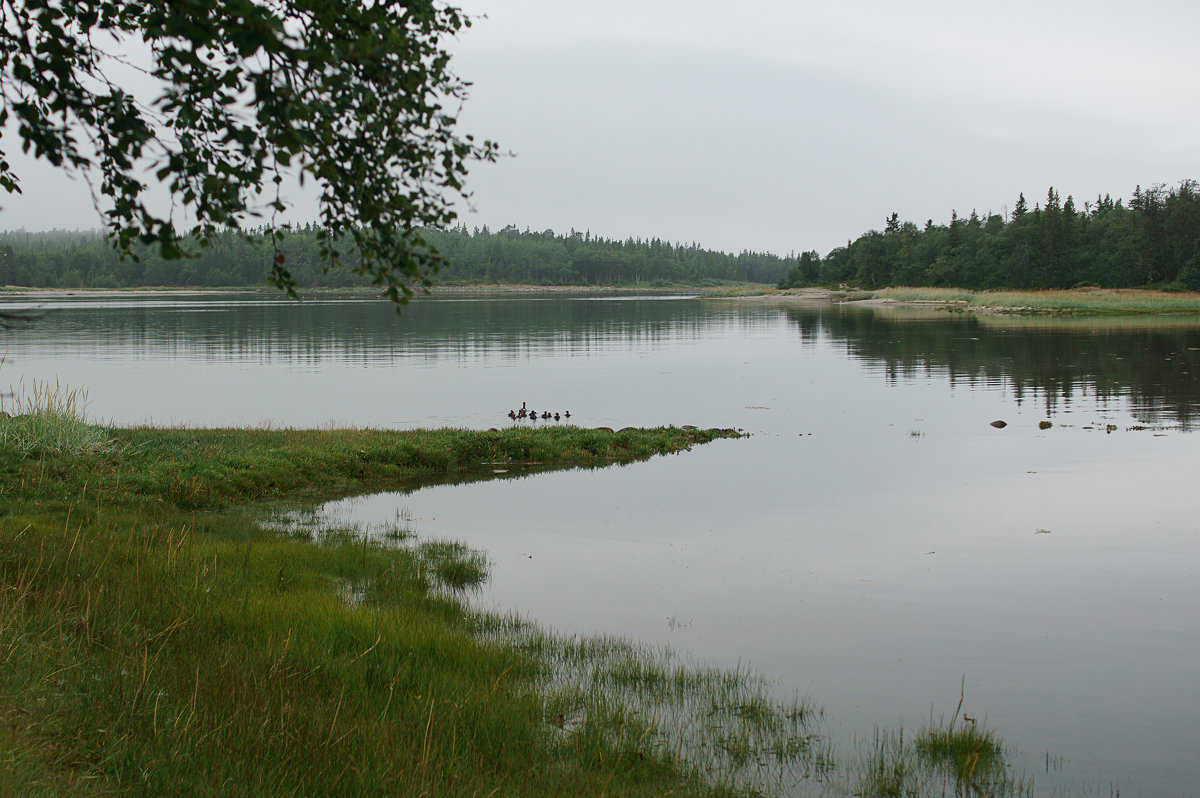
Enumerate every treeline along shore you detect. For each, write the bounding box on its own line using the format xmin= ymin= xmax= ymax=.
xmin=779 ymin=180 xmax=1200 ymax=291
xmin=0 ymin=225 xmax=790 ymax=289
xmin=2 ymin=179 xmax=1198 ymax=292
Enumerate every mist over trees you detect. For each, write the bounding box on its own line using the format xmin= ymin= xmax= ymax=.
xmin=0 ymin=225 xmax=791 ymax=289
xmin=778 ymin=180 xmax=1200 ymax=291
xmin=4 ymin=180 xmax=1199 ymax=292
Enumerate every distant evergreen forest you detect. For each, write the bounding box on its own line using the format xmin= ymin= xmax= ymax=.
xmin=779 ymin=180 xmax=1200 ymax=290
xmin=0 ymin=224 xmax=790 ymax=289
xmin=2 ymin=179 xmax=1197 ymax=291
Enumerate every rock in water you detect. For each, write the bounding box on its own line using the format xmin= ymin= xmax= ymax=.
xmin=990 ymin=419 xmax=1008 ymax=428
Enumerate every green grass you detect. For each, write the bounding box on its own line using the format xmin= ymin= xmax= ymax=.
xmin=915 ymin=719 xmax=1005 ymax=783
xmin=508 ymin=629 xmax=834 ymax=793
xmin=0 ymin=421 xmax=751 ymax=795
xmin=0 ymin=377 xmax=113 ymax=456
xmin=413 ymin=539 xmax=490 ymax=591
xmin=847 ymin=716 xmax=1032 ymax=798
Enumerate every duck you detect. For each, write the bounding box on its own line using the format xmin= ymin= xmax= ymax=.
xmin=508 ymin=410 xmax=517 ymax=420
xmin=542 ymin=411 xmax=551 ymax=420
xmin=563 ymin=410 xmax=571 ymax=419
xmin=554 ymin=412 xmax=560 ymax=422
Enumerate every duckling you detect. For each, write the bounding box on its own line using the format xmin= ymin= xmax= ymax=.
xmin=528 ymin=410 xmax=538 ymax=421
xmin=508 ymin=410 xmax=517 ymax=420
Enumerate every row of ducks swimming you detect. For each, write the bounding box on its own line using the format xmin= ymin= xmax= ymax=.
xmin=507 ymin=402 xmax=570 ymax=422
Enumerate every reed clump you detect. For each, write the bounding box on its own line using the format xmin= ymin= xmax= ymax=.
xmin=847 ymin=717 xmax=1031 ymax=797
xmin=0 ymin=376 xmax=112 ymax=456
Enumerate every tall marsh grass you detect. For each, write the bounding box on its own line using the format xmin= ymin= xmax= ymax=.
xmin=0 ymin=376 xmax=111 ymax=455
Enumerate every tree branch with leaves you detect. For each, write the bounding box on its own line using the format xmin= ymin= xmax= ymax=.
xmin=0 ymin=0 xmax=497 ymax=306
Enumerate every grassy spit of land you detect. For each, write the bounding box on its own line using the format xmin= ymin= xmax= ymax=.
xmin=0 ymin=413 xmax=759 ymax=796
xmin=713 ymin=285 xmax=1200 ymax=315
xmin=0 ymin=384 xmax=1040 ymax=796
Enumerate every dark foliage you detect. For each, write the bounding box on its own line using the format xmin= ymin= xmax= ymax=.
xmin=778 ymin=180 xmax=1200 ymax=291
xmin=0 ymin=0 xmax=496 ymax=306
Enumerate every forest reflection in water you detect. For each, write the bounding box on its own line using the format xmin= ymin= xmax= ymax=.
xmin=783 ymin=304 xmax=1200 ymax=430
xmin=3 ymin=292 xmax=1200 ymax=431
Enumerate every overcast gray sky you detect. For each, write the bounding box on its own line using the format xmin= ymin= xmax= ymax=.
xmin=3 ymin=0 xmax=1198 ymax=256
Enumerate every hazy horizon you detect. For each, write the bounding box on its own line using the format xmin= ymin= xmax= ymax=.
xmin=1 ymin=0 xmax=1197 ymax=258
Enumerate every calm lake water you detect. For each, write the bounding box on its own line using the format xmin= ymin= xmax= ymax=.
xmin=3 ymin=291 xmax=1199 ymax=795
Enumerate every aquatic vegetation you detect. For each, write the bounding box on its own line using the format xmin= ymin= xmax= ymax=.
xmin=847 ymin=717 xmax=1032 ymax=798
xmin=413 ymin=539 xmax=489 ymax=591
xmin=490 ymin=623 xmax=835 ymax=795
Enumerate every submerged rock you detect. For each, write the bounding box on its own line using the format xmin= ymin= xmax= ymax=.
xmin=1039 ymin=420 xmax=1053 ymax=430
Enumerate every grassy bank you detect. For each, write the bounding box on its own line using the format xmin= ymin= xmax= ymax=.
xmin=0 ymin=404 xmax=765 ymax=795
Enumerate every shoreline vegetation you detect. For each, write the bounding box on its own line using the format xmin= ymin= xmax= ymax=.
xmin=0 ymin=386 xmax=1040 ymax=796
xmin=7 ymin=282 xmax=1200 ymax=316
xmin=708 ymin=285 xmax=1200 ymax=315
